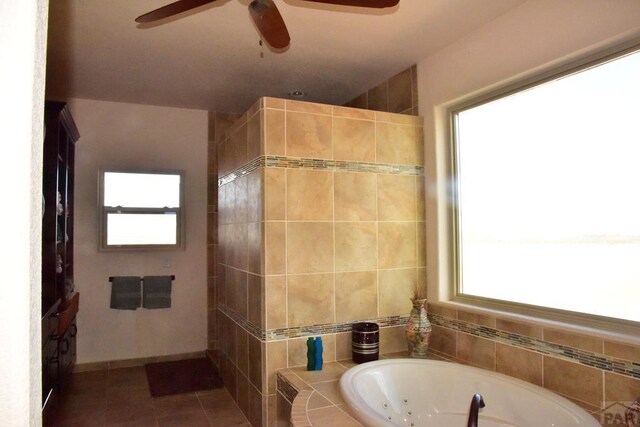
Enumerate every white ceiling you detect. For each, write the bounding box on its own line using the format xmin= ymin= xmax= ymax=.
xmin=46 ymin=0 xmax=526 ymax=113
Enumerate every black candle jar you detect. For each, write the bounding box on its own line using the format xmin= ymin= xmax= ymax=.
xmin=351 ymin=322 xmax=379 ymax=364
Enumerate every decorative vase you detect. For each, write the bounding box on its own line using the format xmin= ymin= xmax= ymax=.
xmin=405 ymin=298 xmax=432 ymax=358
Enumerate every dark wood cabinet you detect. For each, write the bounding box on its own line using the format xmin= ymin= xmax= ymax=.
xmin=42 ymin=101 xmax=80 ymax=420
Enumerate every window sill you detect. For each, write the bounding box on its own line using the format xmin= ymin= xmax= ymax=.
xmin=430 ymin=298 xmax=640 ymax=347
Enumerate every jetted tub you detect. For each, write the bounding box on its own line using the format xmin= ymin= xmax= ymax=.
xmin=339 ymin=359 xmax=600 ymax=427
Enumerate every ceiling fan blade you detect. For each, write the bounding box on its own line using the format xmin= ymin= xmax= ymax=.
xmin=302 ymin=0 xmax=399 ymax=7
xmin=249 ymin=0 xmax=291 ymax=49
xmin=135 ymin=0 xmax=218 ymax=23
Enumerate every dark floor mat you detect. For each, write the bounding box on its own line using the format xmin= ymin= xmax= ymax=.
xmin=144 ymin=357 xmax=223 ymax=397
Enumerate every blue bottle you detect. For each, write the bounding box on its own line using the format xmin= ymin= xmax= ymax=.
xmin=314 ymin=337 xmax=323 ymax=371
xmin=306 ymin=337 xmax=316 ymax=371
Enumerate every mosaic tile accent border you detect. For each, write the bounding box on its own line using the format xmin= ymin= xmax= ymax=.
xmin=428 ymin=313 xmax=640 ymax=380
xmin=266 ymin=315 xmax=409 ymax=341
xmin=219 ymin=306 xmax=639 ymax=380
xmin=218 ymin=305 xmax=407 ymax=342
xmin=218 ymin=155 xmax=424 ymax=187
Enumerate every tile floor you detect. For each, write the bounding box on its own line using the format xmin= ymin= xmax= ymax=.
xmin=51 ymin=366 xmax=250 ymax=427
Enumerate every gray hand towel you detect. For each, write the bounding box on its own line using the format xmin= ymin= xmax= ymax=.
xmin=142 ymin=275 xmax=172 ymax=309
xmin=110 ymin=276 xmax=141 ymax=310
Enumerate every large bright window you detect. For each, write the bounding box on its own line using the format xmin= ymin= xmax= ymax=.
xmin=99 ymin=170 xmax=183 ymax=249
xmin=452 ymin=45 xmax=640 ymax=324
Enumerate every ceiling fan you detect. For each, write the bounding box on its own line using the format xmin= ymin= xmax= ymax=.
xmin=135 ymin=0 xmax=400 ymax=49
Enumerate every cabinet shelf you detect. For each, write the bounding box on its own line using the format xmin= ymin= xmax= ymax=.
xmin=42 ymin=101 xmax=79 ymax=416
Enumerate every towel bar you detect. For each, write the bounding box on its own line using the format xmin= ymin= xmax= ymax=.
xmin=108 ymin=275 xmax=175 ymax=282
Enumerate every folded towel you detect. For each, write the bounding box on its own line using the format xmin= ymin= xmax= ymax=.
xmin=143 ymin=276 xmax=172 ymax=309
xmin=110 ymin=276 xmax=141 ymax=310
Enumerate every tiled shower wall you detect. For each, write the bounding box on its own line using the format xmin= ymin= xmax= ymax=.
xmin=207 ymin=111 xmax=242 ymax=351
xmin=215 ymin=97 xmax=425 ymax=426
xmin=344 ymin=65 xmax=418 ymax=115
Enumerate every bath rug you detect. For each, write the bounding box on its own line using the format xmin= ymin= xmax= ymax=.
xmin=145 ymin=357 xmax=223 ymax=397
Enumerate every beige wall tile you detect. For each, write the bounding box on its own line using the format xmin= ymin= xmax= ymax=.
xmin=426 ymin=303 xmax=456 ymax=319
xmin=335 ymin=223 xmax=377 ymax=272
xmin=335 ymin=332 xmax=351 ymax=361
xmin=267 ymin=341 xmax=287 ymax=394
xmin=367 ymin=82 xmax=388 ymax=113
xmin=496 ymin=344 xmax=542 ymax=386
xmin=376 ymin=122 xmax=415 ymax=165
xmin=248 ymin=274 xmax=264 ymax=328
xmin=237 ymin=271 xmax=248 ymax=319
xmin=265 ymin=222 xmax=286 ymax=275
xmin=332 ymin=106 xmax=375 ymax=120
xmin=335 ymin=271 xmax=378 ymax=322
xmin=430 ymin=324 xmax=456 ymax=357
xmin=286 ymin=100 xmax=333 ymax=115
xmin=265 ymin=168 xmax=285 ymax=221
xmin=237 ymin=327 xmax=249 ymax=377
xmin=415 ymin=126 xmax=425 ymax=167
xmin=287 ymin=222 xmax=334 ymax=274
xmin=604 ymin=372 xmax=640 ymax=403
xmin=457 ymin=310 xmax=496 ymax=328
xmin=378 ymin=222 xmax=416 ymax=269
xmin=495 ymin=318 xmax=543 ymax=340
xmin=286 ymin=112 xmax=332 ymax=159
xmin=334 ymin=172 xmax=376 ymax=221
xmin=544 ymin=357 xmax=603 ymax=406
xmin=287 ymin=273 xmax=335 ymax=327
xmin=222 ymin=181 xmax=236 ymax=225
xmin=226 ymin=322 xmax=238 ymax=364
xmin=333 ymin=117 xmax=375 ymax=162
xmin=388 ymin=68 xmax=413 ymax=114
xmin=378 ymin=268 xmax=416 ymax=317
xmin=248 ymin=222 xmax=263 ymax=275
xmin=543 ymin=328 xmax=603 ymax=353
xmin=229 ymin=124 xmax=248 ymax=171
xmin=457 ymin=333 xmax=495 ymax=370
xmin=216 ymin=267 xmax=227 ymax=307
xmin=231 ymin=223 xmax=248 ymax=270
xmin=377 ymin=174 xmax=416 ymax=221
xmin=248 ymin=385 xmax=264 ymax=427
xmin=248 ymin=335 xmax=263 ymax=391
xmin=236 ymin=371 xmax=250 ymax=417
xmin=247 ymin=111 xmax=262 ymax=161
xmin=417 ymin=267 xmax=426 ymax=297
xmin=265 ymin=109 xmax=285 ymax=156
xmin=287 ymin=337 xmax=309 ymax=368
xmin=286 ymin=169 xmax=333 ymax=221
xmin=247 ymin=168 xmax=263 ymax=223
xmin=266 ymin=275 xmax=286 ymax=329
xmin=604 ymin=341 xmax=640 ymax=361
xmin=226 ymin=268 xmax=238 ymax=313
xmin=380 ymin=326 xmax=406 ymax=354
xmin=264 ymin=97 xmax=286 ymax=109
xmin=416 ymin=222 xmax=426 ymax=267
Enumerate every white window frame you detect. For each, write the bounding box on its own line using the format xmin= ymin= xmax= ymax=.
xmin=98 ymin=169 xmax=185 ymax=251
xmin=445 ymin=39 xmax=640 ymax=336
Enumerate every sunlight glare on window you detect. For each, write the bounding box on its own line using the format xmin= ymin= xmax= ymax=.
xmin=455 ymin=49 xmax=640 ymax=322
xmin=104 ymin=172 xmax=180 ymax=208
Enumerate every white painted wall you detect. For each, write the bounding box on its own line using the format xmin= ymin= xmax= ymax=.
xmin=417 ymin=0 xmax=640 ymax=301
xmin=67 ymin=99 xmax=208 ymax=364
xmin=0 ymin=0 xmax=48 ymax=424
